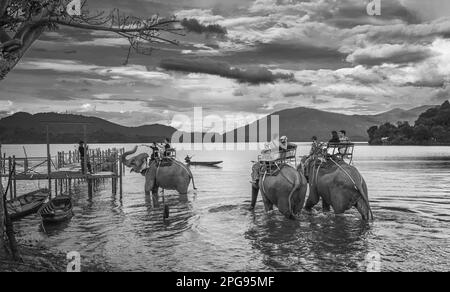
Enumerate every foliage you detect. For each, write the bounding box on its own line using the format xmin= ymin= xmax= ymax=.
xmin=368 ymin=101 xmax=450 ymax=145
xmin=0 ymin=0 xmax=181 ymax=78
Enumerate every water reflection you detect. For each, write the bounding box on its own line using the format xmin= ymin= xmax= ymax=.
xmin=4 ymin=144 xmax=450 ymax=271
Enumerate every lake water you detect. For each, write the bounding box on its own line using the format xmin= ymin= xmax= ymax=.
xmin=1 ymin=144 xmax=450 ymax=271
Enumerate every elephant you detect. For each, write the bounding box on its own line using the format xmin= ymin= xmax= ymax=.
xmin=121 ymin=146 xmax=196 ymax=207
xmin=143 ymin=159 xmax=196 ymax=207
xmin=300 ymin=156 xmax=373 ymax=221
xmin=250 ymin=162 xmax=308 ymax=220
xmin=121 ymin=146 xmax=149 ymax=173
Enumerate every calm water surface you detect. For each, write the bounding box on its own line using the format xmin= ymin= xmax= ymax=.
xmin=2 ymin=144 xmax=450 ymax=271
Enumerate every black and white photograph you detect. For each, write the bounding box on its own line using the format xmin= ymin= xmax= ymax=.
xmin=0 ymin=0 xmax=449 ymax=274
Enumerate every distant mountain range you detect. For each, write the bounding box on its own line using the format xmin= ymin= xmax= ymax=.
xmin=223 ymin=105 xmax=437 ymax=142
xmin=0 ymin=112 xmax=177 ymax=144
xmin=0 ymin=105 xmax=437 ymax=144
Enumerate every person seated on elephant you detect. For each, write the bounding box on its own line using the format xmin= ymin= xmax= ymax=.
xmin=163 ymin=138 xmax=172 ymax=157
xmin=279 ymin=136 xmax=297 ymax=160
xmin=279 ymin=136 xmax=297 ymax=151
xmin=150 ymin=142 xmax=160 ymax=161
xmin=338 ymin=130 xmax=351 ymax=157
xmin=262 ymin=134 xmax=280 ymax=155
xmin=329 ymin=131 xmax=340 ymax=144
xmin=303 ymin=136 xmax=323 ymax=180
xmin=309 ymin=136 xmax=321 ymax=155
xmin=338 ymin=130 xmax=350 ymax=143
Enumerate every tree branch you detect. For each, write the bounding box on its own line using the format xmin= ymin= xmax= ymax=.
xmin=0 ymin=0 xmax=11 ymax=17
xmin=44 ymin=18 xmax=179 ymax=34
xmin=0 ymin=27 xmax=10 ymax=43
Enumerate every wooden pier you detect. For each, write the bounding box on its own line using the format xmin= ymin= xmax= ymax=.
xmin=0 ymin=144 xmax=125 ymax=200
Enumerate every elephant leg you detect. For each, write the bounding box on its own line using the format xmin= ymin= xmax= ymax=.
xmin=261 ymin=192 xmax=273 ymax=212
xmin=322 ymin=200 xmax=331 ymax=212
xmin=294 ymin=185 xmax=308 ymax=215
xmin=152 ymin=185 xmax=160 ymax=208
xmin=330 ymin=188 xmax=347 ymax=215
xmin=278 ymin=197 xmax=295 ymax=220
xmin=355 ymin=197 xmax=370 ymax=221
xmin=305 ymin=185 xmax=320 ymax=211
xmin=145 ymin=174 xmax=155 ymax=197
xmin=250 ymin=183 xmax=259 ymax=210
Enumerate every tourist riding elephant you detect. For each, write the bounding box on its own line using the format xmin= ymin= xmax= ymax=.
xmin=300 ymin=157 xmax=373 ymax=221
xmin=121 ymin=146 xmax=196 ymax=207
xmin=250 ymin=162 xmax=308 ymax=220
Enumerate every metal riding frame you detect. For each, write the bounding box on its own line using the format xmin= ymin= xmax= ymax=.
xmin=258 ymin=147 xmax=297 ymax=176
xmin=326 ymin=143 xmax=355 ymax=164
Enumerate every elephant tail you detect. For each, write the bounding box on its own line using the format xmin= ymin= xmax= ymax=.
xmin=355 ymin=176 xmax=373 ymax=221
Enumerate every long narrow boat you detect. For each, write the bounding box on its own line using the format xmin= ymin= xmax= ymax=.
xmin=38 ymin=195 xmax=74 ymax=224
xmin=7 ymin=189 xmax=49 ymax=221
xmin=187 ymin=161 xmax=223 ymax=167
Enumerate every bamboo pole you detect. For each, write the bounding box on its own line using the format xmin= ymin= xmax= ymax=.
xmin=12 ymin=156 xmax=16 ymax=199
xmin=46 ymin=126 xmax=52 ymax=199
xmin=8 ymin=157 xmax=12 ymax=200
xmin=119 ymin=149 xmax=123 ymax=200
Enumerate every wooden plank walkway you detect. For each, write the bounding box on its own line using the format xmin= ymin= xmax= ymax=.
xmin=0 ymin=145 xmax=125 ymax=199
xmin=0 ymin=171 xmax=117 ymax=181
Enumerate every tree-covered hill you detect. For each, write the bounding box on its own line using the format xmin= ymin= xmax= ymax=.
xmin=368 ymin=101 xmax=450 ymax=145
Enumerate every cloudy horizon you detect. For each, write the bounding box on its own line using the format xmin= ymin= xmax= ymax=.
xmin=1 ymin=0 xmax=450 ymax=127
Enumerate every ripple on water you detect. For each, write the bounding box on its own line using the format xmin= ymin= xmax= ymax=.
xmin=7 ymin=145 xmax=450 ymax=271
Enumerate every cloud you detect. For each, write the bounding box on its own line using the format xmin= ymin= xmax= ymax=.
xmin=346 ymin=44 xmax=435 ymax=66
xmin=181 ymin=18 xmax=227 ymax=35
xmin=16 ymin=59 xmax=172 ymax=82
xmin=160 ymin=58 xmax=294 ymax=84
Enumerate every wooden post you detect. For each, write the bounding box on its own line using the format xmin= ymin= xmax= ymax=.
xmin=83 ymin=124 xmax=88 ymax=177
xmin=119 ymin=150 xmax=123 ymax=200
xmin=46 ymin=125 xmax=52 ymax=198
xmin=88 ymin=178 xmax=93 ymax=197
xmin=8 ymin=157 xmax=12 ymax=200
xmin=12 ymin=156 xmax=16 ymax=199
xmin=0 ymin=142 xmax=2 ymax=175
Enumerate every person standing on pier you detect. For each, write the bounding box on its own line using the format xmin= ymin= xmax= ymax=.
xmin=78 ymin=141 xmax=92 ymax=174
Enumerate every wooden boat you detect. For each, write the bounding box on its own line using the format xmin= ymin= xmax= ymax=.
xmin=187 ymin=161 xmax=223 ymax=166
xmin=7 ymin=189 xmax=49 ymax=221
xmin=38 ymin=195 xmax=74 ymax=224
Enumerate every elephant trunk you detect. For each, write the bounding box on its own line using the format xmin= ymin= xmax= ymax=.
xmin=121 ymin=146 xmax=138 ymax=168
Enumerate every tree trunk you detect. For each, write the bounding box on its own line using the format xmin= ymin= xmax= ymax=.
xmin=0 ymin=169 xmax=20 ymax=261
xmin=0 ymin=25 xmax=45 ymax=80
xmin=0 ymin=176 xmax=7 ymax=258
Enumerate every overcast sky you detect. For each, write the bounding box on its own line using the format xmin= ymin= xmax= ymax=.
xmin=1 ymin=0 xmax=450 ymax=127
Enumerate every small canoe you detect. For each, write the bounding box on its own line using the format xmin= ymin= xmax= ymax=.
xmin=187 ymin=161 xmax=223 ymax=166
xmin=38 ymin=195 xmax=74 ymax=224
xmin=7 ymin=189 xmax=49 ymax=221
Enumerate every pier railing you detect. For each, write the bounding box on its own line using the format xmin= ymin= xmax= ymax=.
xmin=0 ymin=145 xmax=125 ymax=200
